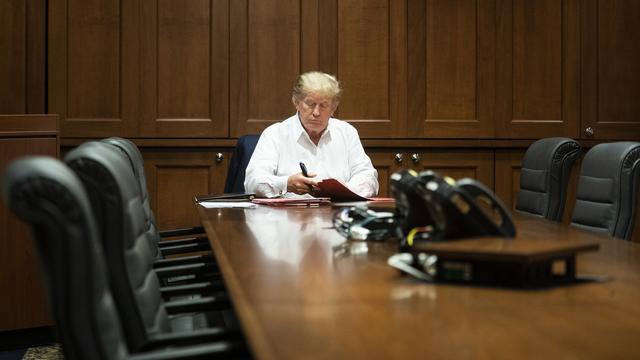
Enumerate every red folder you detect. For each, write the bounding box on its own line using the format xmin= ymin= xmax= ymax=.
xmin=251 ymin=197 xmax=331 ymax=207
xmin=312 ymin=178 xmax=394 ymax=202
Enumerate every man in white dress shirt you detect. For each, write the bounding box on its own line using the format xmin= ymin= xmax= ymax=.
xmin=244 ymin=71 xmax=379 ymax=198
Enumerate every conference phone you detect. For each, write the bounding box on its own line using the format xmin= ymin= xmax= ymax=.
xmin=390 ymin=169 xmax=516 ymax=246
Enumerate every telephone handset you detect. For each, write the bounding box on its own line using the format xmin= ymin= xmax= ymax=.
xmin=390 ymin=169 xmax=516 ymax=244
xmin=389 ymin=169 xmax=431 ymax=236
xmin=455 ymin=178 xmax=516 ymax=237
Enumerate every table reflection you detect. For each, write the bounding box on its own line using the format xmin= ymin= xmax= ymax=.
xmin=243 ymin=206 xmax=346 ymax=266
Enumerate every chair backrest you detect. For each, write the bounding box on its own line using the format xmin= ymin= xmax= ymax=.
xmin=64 ymin=141 xmax=171 ymax=351
xmin=516 ymin=137 xmax=581 ymax=221
xmin=571 ymin=142 xmax=640 ymax=239
xmin=101 ymin=137 xmax=161 ymax=258
xmin=224 ymin=134 xmax=260 ymax=193
xmin=1 ymin=157 xmax=129 ymax=360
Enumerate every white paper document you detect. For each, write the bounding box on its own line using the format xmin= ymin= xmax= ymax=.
xmin=199 ymin=201 xmax=257 ymax=209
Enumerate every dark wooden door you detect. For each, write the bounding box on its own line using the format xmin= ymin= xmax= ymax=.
xmin=494 ymin=0 xmax=581 ymax=139
xmin=581 ymin=0 xmax=640 ymax=140
xmin=138 ymin=0 xmax=229 ymax=138
xmin=407 ymin=0 xmax=495 ymax=138
xmin=143 ymin=148 xmax=230 ymax=230
xmin=49 ymin=0 xmax=139 ymax=138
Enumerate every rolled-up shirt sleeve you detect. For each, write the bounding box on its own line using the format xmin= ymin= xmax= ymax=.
xmin=345 ymin=127 xmax=379 ymax=198
xmin=244 ymin=129 xmax=288 ymax=198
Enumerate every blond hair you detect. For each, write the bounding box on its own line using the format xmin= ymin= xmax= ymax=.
xmin=292 ymin=71 xmax=342 ymax=107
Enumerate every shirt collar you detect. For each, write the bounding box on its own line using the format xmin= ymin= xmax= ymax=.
xmin=293 ymin=113 xmax=333 ymax=145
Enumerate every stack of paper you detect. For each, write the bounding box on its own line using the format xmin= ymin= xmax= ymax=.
xmin=195 ymin=192 xmax=257 ymax=208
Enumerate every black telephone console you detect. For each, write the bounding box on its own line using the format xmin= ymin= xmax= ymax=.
xmin=390 ymin=169 xmax=516 ymax=244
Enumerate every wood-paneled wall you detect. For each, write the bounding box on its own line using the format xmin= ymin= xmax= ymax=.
xmin=0 ymin=115 xmax=59 ymax=331
xmin=143 ymin=148 xmax=230 ymax=229
xmin=2 ymin=0 xmax=640 ymax=232
xmin=0 ymin=0 xmax=46 ymax=114
xmin=43 ymin=0 xmax=640 ymax=140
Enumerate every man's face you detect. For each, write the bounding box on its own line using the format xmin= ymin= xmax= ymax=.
xmin=294 ymin=93 xmax=334 ymax=136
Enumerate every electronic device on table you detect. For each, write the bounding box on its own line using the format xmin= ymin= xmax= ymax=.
xmin=387 ymin=170 xmax=599 ymax=287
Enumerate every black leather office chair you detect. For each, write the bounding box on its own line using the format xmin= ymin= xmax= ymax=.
xmin=571 ymin=142 xmax=640 ymax=240
xmin=515 ymin=137 xmax=581 ymax=221
xmin=101 ymin=137 xmax=210 ymax=258
xmin=224 ymin=135 xmax=260 ymax=193
xmin=1 ymin=157 xmax=241 ymax=360
xmin=99 ymin=138 xmax=222 ymax=289
xmin=63 ymin=142 xmax=243 ymax=353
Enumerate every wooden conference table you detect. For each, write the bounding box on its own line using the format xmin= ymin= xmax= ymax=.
xmin=197 ymin=204 xmax=640 ymax=359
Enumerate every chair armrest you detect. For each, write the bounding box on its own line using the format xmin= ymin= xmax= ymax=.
xmin=159 ymin=226 xmax=205 ymax=238
xmin=158 ymin=241 xmax=211 ymax=257
xmin=157 ymin=236 xmax=208 ymax=248
xmin=160 ymin=280 xmax=226 ymax=299
xmin=154 ymin=263 xmax=218 ymax=279
xmin=154 ymin=255 xmax=216 ymax=269
xmin=130 ymin=340 xmax=248 ymax=360
xmin=165 ymin=294 xmax=231 ymax=314
xmin=142 ymin=327 xmax=240 ymax=350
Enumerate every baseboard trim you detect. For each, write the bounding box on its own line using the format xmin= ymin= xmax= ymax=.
xmin=0 ymin=326 xmax=55 ymax=351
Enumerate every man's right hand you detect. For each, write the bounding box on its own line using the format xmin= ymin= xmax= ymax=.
xmin=287 ymin=172 xmax=318 ymax=194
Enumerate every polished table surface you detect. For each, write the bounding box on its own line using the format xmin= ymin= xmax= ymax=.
xmin=197 ymin=205 xmax=640 ymax=359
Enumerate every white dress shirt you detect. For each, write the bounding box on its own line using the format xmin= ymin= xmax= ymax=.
xmin=244 ymin=114 xmax=379 ymax=198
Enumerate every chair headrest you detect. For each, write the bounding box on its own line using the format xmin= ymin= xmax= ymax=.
xmin=580 ymin=142 xmax=640 ymax=178
xmin=521 ymin=137 xmax=580 ymax=170
xmin=101 ymin=137 xmax=148 ymax=196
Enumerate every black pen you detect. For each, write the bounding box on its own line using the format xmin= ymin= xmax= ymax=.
xmin=299 ymin=162 xmax=314 ymax=192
